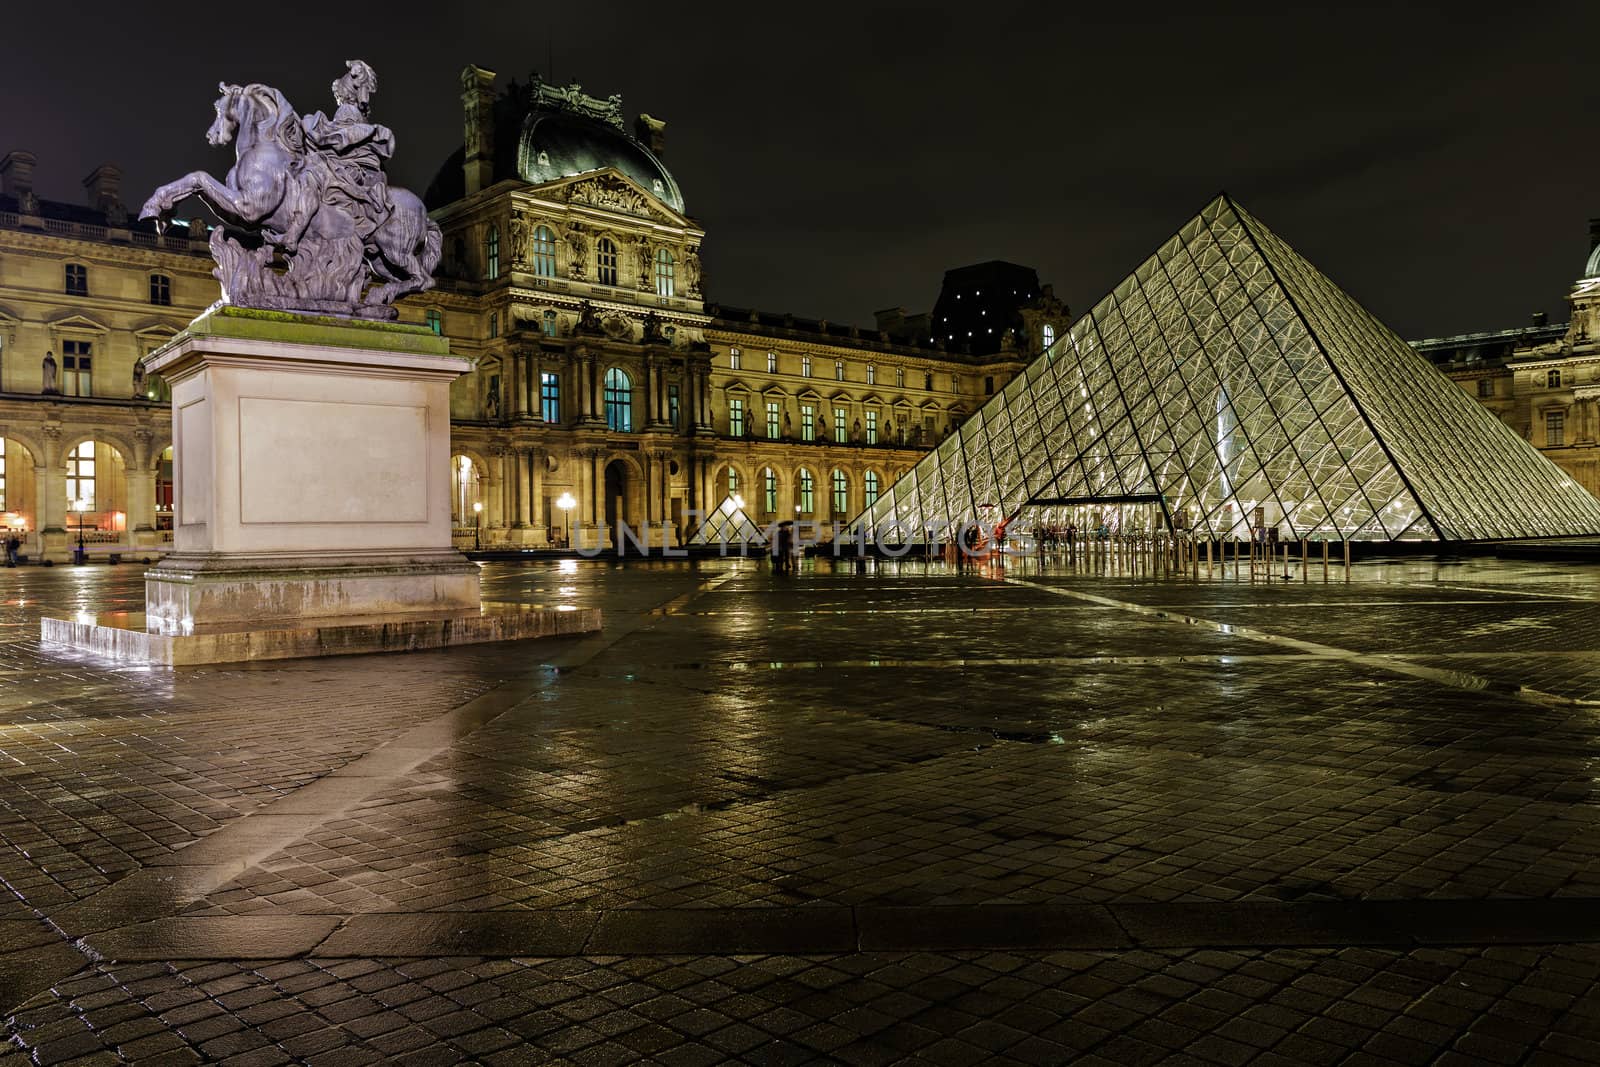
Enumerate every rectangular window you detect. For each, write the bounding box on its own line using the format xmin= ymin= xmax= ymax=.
xmin=426 ymin=309 xmax=443 ymax=335
xmin=542 ymin=310 xmax=558 ymax=337
xmin=832 ymin=471 xmax=847 ymax=515
xmin=67 ymin=442 xmax=95 ymax=510
xmin=799 ymin=472 xmax=814 ymax=514
xmin=924 ymin=373 xmax=933 ymax=391
xmin=668 ymin=383 xmax=681 ymax=429
xmin=766 ymin=401 xmax=781 ymax=439
xmin=149 ymin=274 xmax=171 ymax=306
xmin=834 ymin=407 xmax=846 ymax=442
xmin=1547 ymin=410 xmax=1566 ymax=447
xmin=835 ymin=361 xmax=844 ymax=381
xmin=766 ymin=351 xmax=777 ymax=374
xmin=62 ymin=340 xmax=92 ymax=397
xmin=896 ymin=367 xmax=905 ymax=388
xmin=729 ymin=397 xmax=744 ymax=437
xmin=727 ymin=468 xmax=738 ymax=497
xmin=1548 ymin=369 xmax=1562 ymax=388
xmin=764 ymin=469 xmax=777 ymax=514
xmin=867 ymin=364 xmax=877 ymax=385
xmin=540 ymin=372 xmax=561 ymax=423
xmin=866 ymin=409 xmax=878 ymax=445
xmin=802 ymin=355 xmax=812 ymax=378
xmin=65 ymin=263 xmax=87 ymax=296
xmin=730 ymin=348 xmax=741 ymax=370
xmin=984 ymin=376 xmax=994 ymax=395
xmin=801 ymin=404 xmax=815 ymax=441
xmin=952 ymin=375 xmax=961 ymax=392
xmin=1477 ymin=378 xmax=1493 ymax=398
xmin=489 ymin=312 xmax=499 ymax=339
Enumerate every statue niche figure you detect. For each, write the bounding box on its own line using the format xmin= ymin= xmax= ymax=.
xmin=41 ymin=351 xmax=58 ymax=395
xmin=139 ymin=60 xmax=440 ymax=320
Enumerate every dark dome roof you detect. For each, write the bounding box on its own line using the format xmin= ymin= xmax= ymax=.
xmin=517 ymin=110 xmax=684 ymax=214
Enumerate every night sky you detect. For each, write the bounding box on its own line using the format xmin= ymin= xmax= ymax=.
xmin=5 ymin=2 xmax=1597 ymax=339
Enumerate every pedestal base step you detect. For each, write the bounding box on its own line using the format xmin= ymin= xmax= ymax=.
xmin=41 ymin=603 xmax=601 ymax=666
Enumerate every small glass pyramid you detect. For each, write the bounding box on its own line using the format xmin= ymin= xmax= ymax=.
xmin=852 ymin=195 xmax=1600 ymax=542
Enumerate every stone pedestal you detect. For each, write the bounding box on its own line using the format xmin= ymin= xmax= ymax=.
xmin=43 ymin=306 xmax=599 ymax=664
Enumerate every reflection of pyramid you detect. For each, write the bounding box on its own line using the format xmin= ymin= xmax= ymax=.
xmin=691 ymin=497 xmax=768 ymax=545
xmin=853 ymin=195 xmax=1600 ymax=542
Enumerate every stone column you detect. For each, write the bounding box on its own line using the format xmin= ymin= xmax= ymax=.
xmin=577 ymin=353 xmax=593 ymax=420
xmin=516 ymin=446 xmax=532 ymax=528
xmin=590 ymin=449 xmax=604 ymax=528
xmin=657 ymin=451 xmax=673 ymax=534
xmin=528 ymin=447 xmax=545 ymax=543
xmin=571 ymin=448 xmax=590 ymax=540
xmin=641 ymin=358 xmax=656 ymax=427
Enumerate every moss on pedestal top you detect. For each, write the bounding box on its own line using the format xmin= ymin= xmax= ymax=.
xmin=177 ymin=304 xmax=452 ymax=357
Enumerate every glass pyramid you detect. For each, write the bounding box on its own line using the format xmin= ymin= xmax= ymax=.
xmin=853 ymin=195 xmax=1600 ymax=542
xmin=691 ymin=496 xmax=768 ymax=546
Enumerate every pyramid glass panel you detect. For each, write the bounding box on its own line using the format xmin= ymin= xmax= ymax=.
xmin=851 ymin=194 xmax=1600 ymax=543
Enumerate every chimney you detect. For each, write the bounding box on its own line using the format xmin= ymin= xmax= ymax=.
xmin=0 ymin=151 xmax=36 ymax=199
xmin=82 ymin=163 xmax=125 ymax=220
xmin=635 ymin=114 xmax=667 ymax=156
xmin=461 ymin=64 xmax=497 ymax=196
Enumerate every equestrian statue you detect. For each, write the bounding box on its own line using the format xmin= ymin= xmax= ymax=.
xmin=140 ymin=60 xmax=440 ymax=319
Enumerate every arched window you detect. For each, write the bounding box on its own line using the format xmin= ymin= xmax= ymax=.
xmin=67 ymin=441 xmax=96 ymax=511
xmin=425 ymin=309 xmax=443 ymax=335
xmin=797 ymin=468 xmax=815 ymax=514
xmin=452 ymin=455 xmax=481 ymax=524
xmin=763 ymin=468 xmax=777 ymax=514
xmin=864 ymin=470 xmax=881 ymax=507
xmin=727 ymin=468 xmax=739 ymax=496
xmin=597 ymin=238 xmax=619 ymax=286
xmin=149 ymin=274 xmax=172 ymax=306
xmin=532 ymin=226 xmax=557 ymax=277
xmin=604 ymin=368 xmax=633 ymax=432
xmin=832 ymin=469 xmax=849 ymax=515
xmin=1042 ymin=324 xmax=1056 ymax=349
xmin=655 ymin=248 xmax=675 ymax=297
xmin=486 ymin=225 xmax=500 ymax=280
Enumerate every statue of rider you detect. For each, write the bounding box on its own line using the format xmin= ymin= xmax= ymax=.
xmin=302 ymin=60 xmax=395 ymax=248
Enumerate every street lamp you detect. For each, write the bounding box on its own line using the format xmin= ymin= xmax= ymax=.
xmin=72 ymin=497 xmax=89 ymax=565
xmin=556 ymin=492 xmax=576 ymax=549
xmin=472 ymin=501 xmax=483 ymax=551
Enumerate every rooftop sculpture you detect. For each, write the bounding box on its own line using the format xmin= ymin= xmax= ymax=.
xmin=139 ymin=60 xmax=440 ymax=320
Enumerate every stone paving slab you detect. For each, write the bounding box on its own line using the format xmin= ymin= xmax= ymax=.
xmin=3 ymin=557 xmax=1600 ymax=1063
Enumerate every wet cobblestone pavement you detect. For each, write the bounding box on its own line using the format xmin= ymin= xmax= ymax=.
xmin=1 ymin=555 xmax=1600 ymax=1063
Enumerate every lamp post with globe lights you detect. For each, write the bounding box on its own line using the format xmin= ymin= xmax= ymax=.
xmin=556 ymin=492 xmax=577 ymax=549
xmin=72 ymin=497 xmax=90 ymax=565
xmin=472 ymin=501 xmax=483 ymax=551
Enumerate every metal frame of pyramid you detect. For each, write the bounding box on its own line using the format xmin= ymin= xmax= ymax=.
xmin=851 ymin=194 xmax=1600 ymax=543
xmin=690 ymin=496 xmax=769 ymax=546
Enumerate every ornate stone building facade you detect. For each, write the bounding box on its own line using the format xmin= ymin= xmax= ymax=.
xmin=1415 ymin=226 xmax=1600 ymax=500
xmin=0 ymin=67 xmax=1050 ymax=558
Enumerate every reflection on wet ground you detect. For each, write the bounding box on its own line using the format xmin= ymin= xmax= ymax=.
xmin=1 ymin=554 xmax=1600 ymax=1063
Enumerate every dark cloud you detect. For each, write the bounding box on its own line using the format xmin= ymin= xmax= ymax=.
xmin=4 ymin=1 xmax=1596 ymax=337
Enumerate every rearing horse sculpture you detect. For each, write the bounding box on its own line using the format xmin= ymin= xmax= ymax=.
xmin=140 ymin=67 xmax=440 ymax=319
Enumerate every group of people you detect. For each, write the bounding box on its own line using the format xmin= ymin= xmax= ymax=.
xmin=767 ymin=522 xmax=798 ymax=573
xmin=5 ymin=533 xmax=22 ymax=566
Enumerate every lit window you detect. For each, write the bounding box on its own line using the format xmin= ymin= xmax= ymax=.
xmin=604 ymin=368 xmax=633 ymax=432
xmin=65 ymin=264 xmax=87 ymax=295
xmin=866 ymin=409 xmax=878 ymax=445
xmin=834 ymin=406 xmax=846 ymax=442
xmin=802 ymin=355 xmax=812 ymax=378
xmin=1043 ymin=324 xmax=1056 ymax=348
xmin=867 ymin=364 xmax=877 ymax=385
xmin=540 ymin=372 xmax=560 ymax=423
xmin=727 ymin=468 xmax=739 ymax=496
xmin=486 ymin=225 xmax=500 ymax=280
xmin=67 ymin=441 xmax=96 ymax=510
xmin=668 ymin=383 xmax=681 ymax=428
xmin=798 ymin=468 xmax=814 ymax=513
xmin=864 ymin=470 xmax=880 ymax=507
xmin=764 ymin=468 xmax=777 ymax=513
xmin=597 ymin=238 xmax=618 ymax=286
xmin=425 ymin=309 xmax=443 ymax=335
xmin=767 ymin=351 xmax=777 ymax=374
xmin=150 ymin=274 xmax=172 ymax=306
xmin=729 ymin=397 xmax=744 ymax=436
xmin=834 ymin=360 xmax=844 ymax=381
xmin=1547 ymin=410 xmax=1566 ymax=447
xmin=543 ymin=310 xmax=558 ymax=337
xmin=62 ymin=340 xmax=93 ymax=397
xmin=730 ymin=347 xmax=742 ymax=370
xmin=654 ymin=248 xmax=675 ymax=297
xmin=766 ymin=401 xmax=781 ymax=439
xmin=801 ymin=404 xmax=815 ymax=442
xmin=1548 ymin=369 xmax=1563 ymax=388
xmin=832 ymin=469 xmax=848 ymax=514
xmin=532 ymin=226 xmax=557 ymax=277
